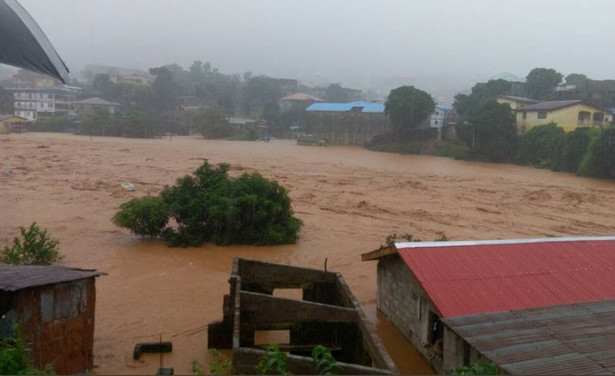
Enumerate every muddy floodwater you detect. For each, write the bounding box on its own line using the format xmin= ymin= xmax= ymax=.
xmin=2 ymin=133 xmax=615 ymax=374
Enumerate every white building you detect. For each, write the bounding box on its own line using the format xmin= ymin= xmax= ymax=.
xmin=12 ymin=86 xmax=80 ymax=121
xmin=429 ymin=104 xmax=453 ymax=128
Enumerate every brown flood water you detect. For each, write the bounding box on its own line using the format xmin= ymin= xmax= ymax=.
xmin=2 ymin=133 xmax=615 ymax=374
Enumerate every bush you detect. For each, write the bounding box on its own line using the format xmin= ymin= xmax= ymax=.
xmin=554 ymin=127 xmax=592 ymax=172
xmin=578 ymin=128 xmax=615 ymax=179
xmin=0 ymin=325 xmax=54 ymax=375
xmin=113 ymin=161 xmax=302 ymax=247
xmin=112 ymin=197 xmax=169 ymax=238
xmin=434 ymin=142 xmax=468 ymax=160
xmin=0 ymin=223 xmax=62 ymax=265
xmin=35 ymin=117 xmax=73 ymax=132
xmin=517 ymin=123 xmax=565 ymax=168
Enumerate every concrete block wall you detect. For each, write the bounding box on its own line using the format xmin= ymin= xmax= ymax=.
xmin=377 ymin=254 xmax=440 ymax=371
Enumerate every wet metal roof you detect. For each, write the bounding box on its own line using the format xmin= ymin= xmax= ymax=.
xmin=396 ymin=236 xmax=615 ymax=317
xmin=443 ymin=299 xmax=615 ymax=375
xmin=517 ymin=100 xmax=583 ymax=111
xmin=0 ymin=265 xmax=105 ymax=291
xmin=305 ymin=101 xmax=385 ymax=113
xmin=279 ymin=93 xmax=323 ymax=102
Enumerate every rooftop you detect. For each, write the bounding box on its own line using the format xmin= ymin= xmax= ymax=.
xmin=306 ymin=101 xmax=385 ymax=113
xmin=75 ymin=97 xmax=120 ymax=106
xmin=0 ymin=265 xmax=105 ymax=292
xmin=517 ymin=100 xmax=585 ymax=111
xmin=443 ymin=299 xmax=615 ymax=375
xmin=0 ymin=114 xmax=26 ymax=121
xmin=435 ymin=104 xmax=453 ymax=111
xmin=373 ymin=236 xmax=615 ymax=317
xmin=279 ymin=93 xmax=324 ymax=102
xmin=496 ymin=95 xmax=539 ymax=103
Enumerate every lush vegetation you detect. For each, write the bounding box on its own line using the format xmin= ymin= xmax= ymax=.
xmin=385 ymin=86 xmax=435 ymax=139
xmin=0 ymin=223 xmax=62 ymax=265
xmin=77 ymin=108 xmax=162 ymax=138
xmin=460 ymin=101 xmax=518 ymax=162
xmin=192 ymin=349 xmax=233 ymax=376
xmin=0 ymin=326 xmax=54 ymax=375
xmin=525 ymin=68 xmax=563 ymax=101
xmin=578 ymin=128 xmax=615 ymax=179
xmin=517 ymin=123 xmax=565 ymax=168
xmin=452 ymin=362 xmax=500 ymax=375
xmin=113 ymin=161 xmax=302 ymax=247
xmin=255 ymin=344 xmax=341 ymax=375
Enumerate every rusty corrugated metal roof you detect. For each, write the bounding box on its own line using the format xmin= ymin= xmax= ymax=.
xmin=443 ymin=299 xmax=615 ymax=375
xmin=396 ymin=237 xmax=615 ymax=317
xmin=0 ymin=265 xmax=105 ymax=291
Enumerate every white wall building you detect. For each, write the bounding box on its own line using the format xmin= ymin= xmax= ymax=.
xmin=12 ymin=87 xmax=79 ymax=121
xmin=429 ymin=104 xmax=453 ymax=128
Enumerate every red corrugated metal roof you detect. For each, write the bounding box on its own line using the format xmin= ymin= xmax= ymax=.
xmin=397 ymin=238 xmax=615 ymax=318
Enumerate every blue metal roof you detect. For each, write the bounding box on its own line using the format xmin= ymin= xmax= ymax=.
xmin=306 ymin=101 xmax=385 ymax=113
xmin=435 ymin=104 xmax=452 ymax=111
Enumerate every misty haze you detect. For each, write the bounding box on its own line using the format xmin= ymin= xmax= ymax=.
xmin=2 ymin=1 xmax=615 ymax=375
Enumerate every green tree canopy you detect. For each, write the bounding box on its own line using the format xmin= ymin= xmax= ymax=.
xmin=453 ymin=79 xmax=512 ymax=123
xmin=468 ymin=100 xmax=518 ymax=162
xmin=526 ymin=68 xmax=563 ymax=100
xmin=385 ymin=86 xmax=435 ymax=139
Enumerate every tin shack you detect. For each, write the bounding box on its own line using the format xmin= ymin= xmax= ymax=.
xmin=0 ymin=265 xmax=105 ymax=374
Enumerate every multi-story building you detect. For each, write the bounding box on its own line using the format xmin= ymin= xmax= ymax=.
xmin=11 ymin=86 xmax=80 ymax=121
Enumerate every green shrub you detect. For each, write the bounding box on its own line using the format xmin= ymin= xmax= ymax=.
xmin=35 ymin=117 xmax=73 ymax=132
xmin=452 ymin=362 xmax=500 ymax=375
xmin=434 ymin=143 xmax=468 ymax=160
xmin=554 ymin=127 xmax=592 ymax=172
xmin=578 ymin=128 xmax=615 ymax=179
xmin=113 ymin=161 xmax=302 ymax=247
xmin=0 ymin=325 xmax=55 ymax=375
xmin=112 ymin=197 xmax=169 ymax=238
xmin=468 ymin=101 xmax=518 ymax=162
xmin=256 ymin=344 xmax=288 ymax=375
xmin=0 ymin=223 xmax=62 ymax=265
xmin=312 ymin=345 xmax=342 ymax=375
xmin=517 ymin=123 xmax=565 ymax=168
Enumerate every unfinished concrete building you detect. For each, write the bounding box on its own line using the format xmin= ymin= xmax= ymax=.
xmin=208 ymin=258 xmax=397 ymax=375
xmin=0 ymin=265 xmax=105 ymax=374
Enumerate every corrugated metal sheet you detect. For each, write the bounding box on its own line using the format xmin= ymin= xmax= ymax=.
xmin=443 ymin=299 xmax=615 ymax=375
xmin=397 ymin=239 xmax=615 ymax=317
xmin=305 ymin=101 xmax=385 ymax=113
xmin=0 ymin=265 xmax=105 ymax=291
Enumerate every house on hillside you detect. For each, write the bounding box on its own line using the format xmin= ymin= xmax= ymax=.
xmin=74 ymin=97 xmax=120 ymax=116
xmin=0 ymin=114 xmax=27 ymax=133
xmin=304 ymin=101 xmax=391 ymax=145
xmin=109 ymin=74 xmax=152 ymax=86
xmin=442 ymin=299 xmax=615 ymax=375
xmin=228 ymin=117 xmax=257 ymax=128
xmin=515 ymin=100 xmax=608 ymax=134
xmin=494 ymin=95 xmax=538 ymax=110
xmin=0 ymin=265 xmax=105 ymax=374
xmin=279 ymin=93 xmax=323 ymax=113
xmin=362 ymin=236 xmax=615 ymax=373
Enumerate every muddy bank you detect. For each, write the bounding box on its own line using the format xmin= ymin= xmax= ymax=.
xmin=2 ymin=133 xmax=615 ymax=374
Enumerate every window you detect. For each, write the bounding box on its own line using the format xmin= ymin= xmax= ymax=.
xmin=522 ymin=111 xmax=527 ymax=119
xmin=434 ymin=120 xmax=439 ymax=125
xmin=537 ymin=111 xmax=547 ymax=119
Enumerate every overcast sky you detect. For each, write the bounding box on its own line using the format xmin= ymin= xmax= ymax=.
xmin=16 ymin=0 xmax=615 ymax=94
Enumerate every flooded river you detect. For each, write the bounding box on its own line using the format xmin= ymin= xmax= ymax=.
xmin=2 ymin=133 xmax=615 ymax=374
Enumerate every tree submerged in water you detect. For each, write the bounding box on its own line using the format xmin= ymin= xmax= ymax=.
xmin=112 ymin=161 xmax=302 ymax=247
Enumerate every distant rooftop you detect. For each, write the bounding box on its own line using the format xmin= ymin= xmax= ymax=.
xmin=488 ymin=72 xmax=525 ymax=83
xmin=75 ymin=97 xmax=120 ymax=106
xmin=306 ymin=101 xmax=385 ymax=113
xmin=228 ymin=117 xmax=256 ymax=125
xmin=279 ymin=93 xmax=324 ymax=102
xmin=0 ymin=114 xmax=26 ymax=121
xmin=0 ymin=265 xmax=105 ymax=292
xmin=435 ymin=104 xmax=452 ymax=111
xmin=496 ymin=95 xmax=539 ymax=103
xmin=517 ymin=100 xmax=585 ymax=111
